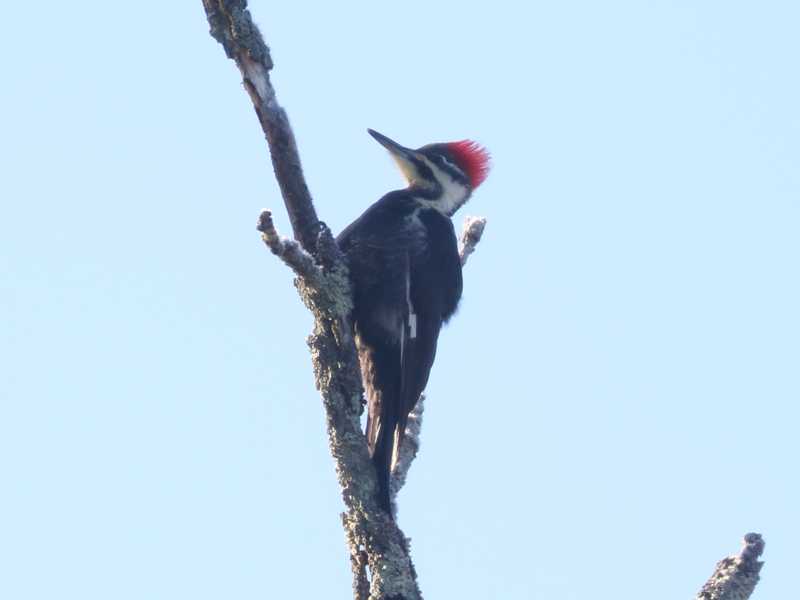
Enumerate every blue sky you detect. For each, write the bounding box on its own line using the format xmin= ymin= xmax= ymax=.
xmin=1 ymin=1 xmax=797 ymax=598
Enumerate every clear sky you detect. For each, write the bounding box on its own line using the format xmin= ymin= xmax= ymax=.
xmin=1 ymin=1 xmax=797 ymax=598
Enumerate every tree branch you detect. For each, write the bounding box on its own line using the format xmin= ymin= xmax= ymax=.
xmin=389 ymin=394 xmax=425 ymax=511
xmin=459 ymin=215 xmax=487 ymax=266
xmin=203 ymin=2 xmax=423 ymax=598
xmin=202 ymin=0 xmax=320 ymax=254
xmin=696 ymin=533 xmax=765 ymax=600
xmin=257 ymin=210 xmax=321 ymax=283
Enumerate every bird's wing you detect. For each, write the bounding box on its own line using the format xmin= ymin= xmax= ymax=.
xmin=391 ymin=212 xmax=463 ymax=465
xmin=339 ymin=201 xmax=462 ymax=488
xmin=393 ymin=270 xmax=440 ymax=468
xmin=340 ymin=204 xmax=425 ymax=463
xmin=361 ymin=248 xmax=440 ymax=475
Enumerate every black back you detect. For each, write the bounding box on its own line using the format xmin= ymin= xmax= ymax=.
xmin=337 ymin=190 xmax=463 ymax=514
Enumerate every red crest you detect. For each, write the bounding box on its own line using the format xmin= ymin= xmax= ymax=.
xmin=447 ymin=140 xmax=491 ymax=188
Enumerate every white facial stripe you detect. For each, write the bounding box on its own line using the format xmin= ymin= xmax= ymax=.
xmin=439 ymin=155 xmax=464 ymax=177
xmin=405 ymin=256 xmax=417 ymax=340
xmin=418 ymin=156 xmax=469 ymax=215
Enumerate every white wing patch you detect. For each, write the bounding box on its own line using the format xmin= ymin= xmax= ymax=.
xmin=399 ymin=316 xmax=405 ymax=365
xmin=404 ymin=254 xmax=417 ymax=340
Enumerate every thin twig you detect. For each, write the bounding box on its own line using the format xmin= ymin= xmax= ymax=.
xmin=390 ymin=394 xmax=425 ymax=510
xmin=459 ymin=216 xmax=487 ymax=266
xmin=257 ymin=210 xmax=320 ymax=282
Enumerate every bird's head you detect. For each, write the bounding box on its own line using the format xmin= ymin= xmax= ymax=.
xmin=368 ymin=129 xmax=490 ymax=216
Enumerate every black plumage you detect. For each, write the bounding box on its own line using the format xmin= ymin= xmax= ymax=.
xmin=338 ymin=194 xmax=462 ymax=512
xmin=337 ymin=130 xmax=489 ymax=516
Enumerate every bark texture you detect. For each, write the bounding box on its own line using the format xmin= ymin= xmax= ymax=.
xmin=696 ymin=533 xmax=765 ymax=600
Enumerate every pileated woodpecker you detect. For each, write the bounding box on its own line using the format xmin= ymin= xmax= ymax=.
xmin=337 ymin=129 xmax=490 ymax=515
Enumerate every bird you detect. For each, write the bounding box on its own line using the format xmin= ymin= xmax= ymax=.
xmin=337 ymin=129 xmax=490 ymax=515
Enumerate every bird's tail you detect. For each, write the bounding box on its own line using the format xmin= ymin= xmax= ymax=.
xmin=361 ymin=336 xmax=411 ymax=519
xmin=371 ymin=422 xmax=395 ymax=515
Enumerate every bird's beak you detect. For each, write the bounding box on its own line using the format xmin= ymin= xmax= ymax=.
xmin=368 ymin=129 xmax=420 ymax=184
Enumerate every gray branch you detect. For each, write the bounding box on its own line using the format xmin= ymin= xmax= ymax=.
xmin=257 ymin=210 xmax=321 ymax=283
xmin=389 ymin=394 xmax=425 ymax=513
xmin=202 ymin=0 xmax=320 ymax=255
xmin=202 ymin=2 xmax=422 ymax=598
xmin=696 ymin=533 xmax=765 ymax=600
xmin=459 ymin=215 xmax=487 ymax=266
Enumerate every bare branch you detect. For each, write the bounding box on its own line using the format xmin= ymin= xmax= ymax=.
xmin=459 ymin=215 xmax=487 ymax=266
xmin=202 ymin=0 xmax=320 ymax=254
xmin=696 ymin=533 xmax=765 ymax=600
xmin=257 ymin=210 xmax=320 ymax=281
xmin=204 ymin=2 xmax=423 ymax=598
xmin=390 ymin=394 xmax=425 ymax=510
